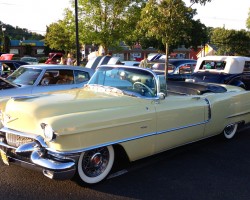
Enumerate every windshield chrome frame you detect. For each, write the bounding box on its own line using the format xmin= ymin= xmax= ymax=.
xmin=87 ymin=65 xmax=161 ymax=99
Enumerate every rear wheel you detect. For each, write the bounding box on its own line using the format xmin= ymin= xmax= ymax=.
xmin=223 ymin=123 xmax=238 ymax=139
xmin=77 ymin=146 xmax=114 ymax=184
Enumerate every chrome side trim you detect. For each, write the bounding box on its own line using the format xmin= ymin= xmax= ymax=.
xmin=204 ymin=98 xmax=212 ymax=120
xmin=46 ymin=119 xmax=209 ymax=155
xmin=226 ymin=111 xmax=250 ymax=119
xmin=157 ymin=120 xmax=208 ymax=135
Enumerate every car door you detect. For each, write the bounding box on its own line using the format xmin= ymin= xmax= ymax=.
xmin=154 ymin=95 xmax=208 ymax=153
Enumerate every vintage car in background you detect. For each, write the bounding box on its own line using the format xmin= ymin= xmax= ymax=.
xmin=186 ymin=56 xmax=250 ymax=89
xmin=85 ymin=55 xmax=111 ymax=70
xmin=0 ymin=64 xmax=94 ymax=98
xmin=0 ymin=65 xmax=250 ymax=185
xmin=0 ymin=60 xmax=29 ymax=78
xmin=151 ymin=59 xmax=197 ymax=75
xmin=167 ymin=62 xmax=197 ymax=81
xmin=0 ymin=53 xmax=14 ymax=60
xmin=45 ymin=53 xmax=64 ymax=64
xmin=85 ymin=56 xmax=140 ymax=70
xmin=20 ymin=56 xmax=39 ymax=65
xmin=120 ymin=61 xmax=140 ymax=66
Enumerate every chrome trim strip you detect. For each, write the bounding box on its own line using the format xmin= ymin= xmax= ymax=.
xmin=0 ymin=127 xmax=48 ymax=148
xmin=0 ymin=121 xmax=208 ymax=156
xmin=226 ymin=111 xmax=250 ymax=119
xmin=204 ymin=98 xmax=212 ymax=120
xmin=0 ymin=141 xmax=17 ymax=149
xmin=46 ymin=119 xmax=209 ymax=155
xmin=157 ymin=120 xmax=208 ymax=135
xmin=1 ymin=127 xmax=37 ymax=140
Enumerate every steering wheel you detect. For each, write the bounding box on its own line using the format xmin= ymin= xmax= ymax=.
xmin=133 ymin=82 xmax=155 ymax=97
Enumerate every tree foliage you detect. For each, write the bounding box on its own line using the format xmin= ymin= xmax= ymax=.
xmin=44 ymin=10 xmax=76 ymax=53
xmin=0 ymin=21 xmax=44 ymax=42
xmin=76 ymin=0 xmax=146 ymax=54
xmin=247 ymin=8 xmax=250 ymax=30
xmin=44 ymin=0 xmax=213 ymax=54
xmin=138 ymin=0 xmax=194 ymax=47
xmin=211 ymin=28 xmax=250 ymax=56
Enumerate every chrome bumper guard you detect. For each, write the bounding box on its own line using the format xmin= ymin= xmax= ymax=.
xmin=0 ymin=133 xmax=76 ymax=180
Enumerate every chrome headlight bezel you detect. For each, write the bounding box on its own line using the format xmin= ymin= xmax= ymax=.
xmin=41 ymin=123 xmax=56 ymax=142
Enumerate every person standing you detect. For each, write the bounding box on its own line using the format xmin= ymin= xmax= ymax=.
xmin=139 ymin=54 xmax=149 ymax=68
xmin=66 ymin=53 xmax=73 ymax=65
xmin=59 ymin=56 xmax=66 ymax=65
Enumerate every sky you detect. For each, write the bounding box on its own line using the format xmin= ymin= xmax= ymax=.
xmin=184 ymin=0 xmax=249 ymax=30
xmin=0 ymin=0 xmax=249 ymax=36
xmin=0 ymin=0 xmax=71 ymax=35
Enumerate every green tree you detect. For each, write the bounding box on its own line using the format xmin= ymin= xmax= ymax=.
xmin=75 ymin=0 xmax=146 ymax=54
xmin=45 ymin=16 xmax=76 ymax=53
xmin=45 ymin=0 xmax=146 ymax=55
xmin=183 ymin=19 xmax=209 ymax=50
xmin=44 ymin=0 xmax=212 ymax=57
xmin=137 ymin=0 xmax=194 ymax=77
xmin=247 ymin=8 xmax=250 ymax=30
xmin=211 ymin=28 xmax=250 ymax=56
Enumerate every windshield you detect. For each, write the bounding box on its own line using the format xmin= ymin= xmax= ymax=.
xmin=6 ymin=67 xmax=42 ymax=85
xmin=88 ymin=66 xmax=157 ymax=97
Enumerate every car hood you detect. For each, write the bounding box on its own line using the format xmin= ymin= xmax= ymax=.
xmin=1 ymin=86 xmax=144 ymax=136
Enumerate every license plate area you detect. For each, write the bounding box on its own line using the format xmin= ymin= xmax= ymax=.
xmin=0 ymin=149 xmax=9 ymax=165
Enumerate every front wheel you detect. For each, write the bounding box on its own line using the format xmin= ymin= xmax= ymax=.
xmin=77 ymin=146 xmax=114 ymax=184
xmin=223 ymin=123 xmax=238 ymax=139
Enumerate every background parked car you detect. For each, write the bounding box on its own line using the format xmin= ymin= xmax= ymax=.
xmin=45 ymin=52 xmax=64 ymax=64
xmin=20 ymin=56 xmax=39 ymax=65
xmin=85 ymin=55 xmax=111 ymax=70
xmin=151 ymin=59 xmax=197 ymax=79
xmin=0 ymin=64 xmax=94 ymax=97
xmin=186 ymin=56 xmax=250 ymax=89
xmin=85 ymin=56 xmax=140 ymax=70
xmin=0 ymin=53 xmax=14 ymax=60
xmin=120 ymin=60 xmax=140 ymax=66
xmin=0 ymin=60 xmax=29 ymax=78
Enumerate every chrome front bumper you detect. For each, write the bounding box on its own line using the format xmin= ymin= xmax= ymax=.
xmin=0 ymin=130 xmax=77 ymax=180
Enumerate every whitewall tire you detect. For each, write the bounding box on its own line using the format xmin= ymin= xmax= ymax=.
xmin=77 ymin=146 xmax=114 ymax=184
xmin=223 ymin=123 xmax=238 ymax=139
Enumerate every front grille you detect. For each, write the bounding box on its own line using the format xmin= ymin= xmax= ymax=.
xmin=6 ymin=133 xmax=35 ymax=148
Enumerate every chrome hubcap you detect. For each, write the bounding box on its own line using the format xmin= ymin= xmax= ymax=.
xmin=224 ymin=124 xmax=235 ymax=135
xmin=82 ymin=147 xmax=109 ymax=177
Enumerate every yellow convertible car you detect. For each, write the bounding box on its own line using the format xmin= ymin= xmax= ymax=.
xmin=0 ymin=65 xmax=250 ymax=185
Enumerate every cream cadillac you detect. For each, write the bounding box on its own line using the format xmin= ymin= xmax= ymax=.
xmin=0 ymin=65 xmax=250 ymax=185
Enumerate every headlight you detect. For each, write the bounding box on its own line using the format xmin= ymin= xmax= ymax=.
xmin=41 ymin=123 xmax=56 ymax=141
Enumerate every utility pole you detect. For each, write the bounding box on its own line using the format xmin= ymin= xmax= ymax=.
xmin=75 ymin=0 xmax=80 ymax=66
